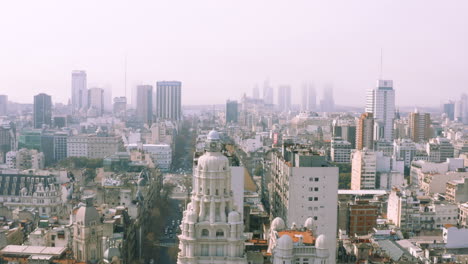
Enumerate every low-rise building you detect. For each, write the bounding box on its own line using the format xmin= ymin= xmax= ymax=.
xmin=446 ymin=177 xmax=468 ymax=203
xmin=67 ymin=134 xmax=120 ymax=159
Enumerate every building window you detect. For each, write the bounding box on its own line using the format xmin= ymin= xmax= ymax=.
xmin=314 ymin=197 xmax=318 ymax=201
xmin=315 ymin=178 xmax=319 ymax=182
xmin=314 ymin=187 xmax=319 ymax=191
xmin=308 ymin=197 xmax=313 ymax=201
xmin=201 ymin=229 xmax=209 ymax=237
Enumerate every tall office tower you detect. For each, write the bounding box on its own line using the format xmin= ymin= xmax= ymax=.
xmin=263 ymin=80 xmax=274 ymax=105
xmin=320 ymin=85 xmax=335 ymax=112
xmin=71 ymin=70 xmax=87 ymax=112
xmin=87 ymin=88 xmax=104 ymax=116
xmin=113 ymin=97 xmax=127 ymax=118
xmin=409 ymin=111 xmax=431 ymax=142
xmin=33 ymin=93 xmax=52 ymax=129
xmin=366 ymin=80 xmax=395 ymax=141
xmin=443 ymin=101 xmax=455 ymax=120
xmin=270 ymin=146 xmax=338 ymax=262
xmin=226 ymin=100 xmax=238 ymax=124
xmin=351 ymin=149 xmax=377 ymax=190
xmin=0 ymin=95 xmax=7 ymax=116
xmin=252 ymin=85 xmax=260 ymax=99
xmin=301 ymin=85 xmax=308 ymax=111
xmin=307 ymin=84 xmax=316 ymax=111
xmin=277 ymin=85 xmax=291 ymax=112
xmin=177 ymin=131 xmax=246 ymax=264
xmin=455 ymin=93 xmax=468 ymax=124
xmin=301 ymin=84 xmax=316 ymax=111
xmin=156 ymin=81 xmax=182 ymax=121
xmin=0 ymin=123 xmax=15 ymax=163
xmin=136 ymin=85 xmax=153 ymax=125
xmin=356 ymin=113 xmax=374 ymax=150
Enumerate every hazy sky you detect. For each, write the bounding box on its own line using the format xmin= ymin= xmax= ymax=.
xmin=1 ymin=0 xmax=467 ymax=107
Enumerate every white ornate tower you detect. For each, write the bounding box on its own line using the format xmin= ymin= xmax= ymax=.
xmin=177 ymin=130 xmax=246 ymax=264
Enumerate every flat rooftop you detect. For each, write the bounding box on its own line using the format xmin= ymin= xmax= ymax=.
xmin=338 ymin=190 xmax=387 ymax=195
xmin=0 ymin=246 xmax=66 ymax=256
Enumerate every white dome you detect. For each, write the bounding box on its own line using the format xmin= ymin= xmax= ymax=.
xmin=277 ymin=234 xmax=293 ymax=250
xmin=76 ymin=203 xmax=100 ymax=226
xmin=304 ymin=217 xmax=314 ymax=230
xmin=197 ymin=152 xmax=229 ymax=172
xmin=315 ymin=234 xmax=327 ymax=249
xmin=271 ymin=217 xmax=285 ymax=231
xmin=207 ymin=130 xmax=220 ymax=140
xmin=228 ymin=211 xmax=241 ymax=223
xmin=291 ymin=222 xmax=297 ymax=230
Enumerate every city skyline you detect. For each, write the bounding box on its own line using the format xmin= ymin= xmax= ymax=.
xmin=1 ymin=1 xmax=468 ymax=107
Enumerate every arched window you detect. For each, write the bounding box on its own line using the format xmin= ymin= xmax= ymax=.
xmin=216 ymin=230 xmax=224 ymax=237
xmin=201 ymin=229 xmax=209 ymax=237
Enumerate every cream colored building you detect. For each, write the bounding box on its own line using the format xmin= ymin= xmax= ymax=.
xmin=72 ymin=197 xmax=103 ymax=263
xmin=177 ymin=131 xmax=246 ymax=264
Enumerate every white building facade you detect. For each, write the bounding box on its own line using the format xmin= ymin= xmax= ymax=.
xmin=177 ymin=131 xmax=247 ymax=264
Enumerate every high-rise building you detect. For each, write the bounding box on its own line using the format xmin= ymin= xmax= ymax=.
xmin=301 ymin=83 xmax=316 ymax=111
xmin=332 ymin=120 xmax=357 ymax=149
xmin=0 ymin=123 xmax=15 ymax=163
xmin=331 ymin=138 xmax=352 ymax=163
xmin=263 ymin=80 xmax=274 ymax=105
xmin=87 ymin=87 xmax=104 ymax=116
xmin=177 ymin=131 xmax=246 ymax=264
xmin=409 ymin=111 xmax=431 ymax=142
xmin=53 ymin=132 xmax=68 ymax=162
xmin=113 ymin=97 xmax=127 ymax=118
xmin=252 ymin=85 xmax=260 ymax=99
xmin=270 ymin=145 xmax=338 ymax=262
xmin=351 ymin=149 xmax=377 ymax=190
xmin=366 ymin=80 xmax=395 ymax=141
xmin=320 ymin=85 xmax=335 ymax=112
xmin=226 ymin=100 xmax=238 ymax=124
xmin=443 ymin=101 xmax=455 ymax=120
xmin=136 ymin=85 xmax=153 ymax=125
xmin=156 ymin=81 xmax=182 ymax=121
xmin=71 ymin=70 xmax=87 ymax=112
xmin=356 ymin=113 xmax=374 ymax=150
xmin=0 ymin=95 xmax=7 ymax=116
xmin=33 ymin=93 xmax=52 ymax=129
xmin=277 ymin=85 xmax=291 ymax=112
xmin=454 ymin=93 xmax=468 ymax=124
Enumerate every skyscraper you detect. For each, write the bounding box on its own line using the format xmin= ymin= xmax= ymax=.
xmin=136 ymin=85 xmax=153 ymax=125
xmin=71 ymin=70 xmax=87 ymax=112
xmin=366 ymin=80 xmax=395 ymax=141
xmin=320 ymin=85 xmax=335 ymax=112
xmin=226 ymin=100 xmax=238 ymax=124
xmin=301 ymin=83 xmax=316 ymax=111
xmin=356 ymin=113 xmax=374 ymax=150
xmin=262 ymin=80 xmax=274 ymax=105
xmin=443 ymin=101 xmax=455 ymax=120
xmin=351 ymin=149 xmax=377 ymax=190
xmin=33 ymin=93 xmax=52 ymax=129
xmin=409 ymin=111 xmax=431 ymax=142
xmin=455 ymin=93 xmax=468 ymax=124
xmin=277 ymin=85 xmax=291 ymax=112
xmin=0 ymin=95 xmax=7 ymax=116
xmin=177 ymin=131 xmax=246 ymax=264
xmin=252 ymin=85 xmax=260 ymax=99
xmin=156 ymin=81 xmax=182 ymax=121
xmin=87 ymin=87 xmax=104 ymax=116
xmin=113 ymin=97 xmax=127 ymax=118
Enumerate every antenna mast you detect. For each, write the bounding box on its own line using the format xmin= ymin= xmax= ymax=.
xmin=380 ymin=48 xmax=383 ymax=79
